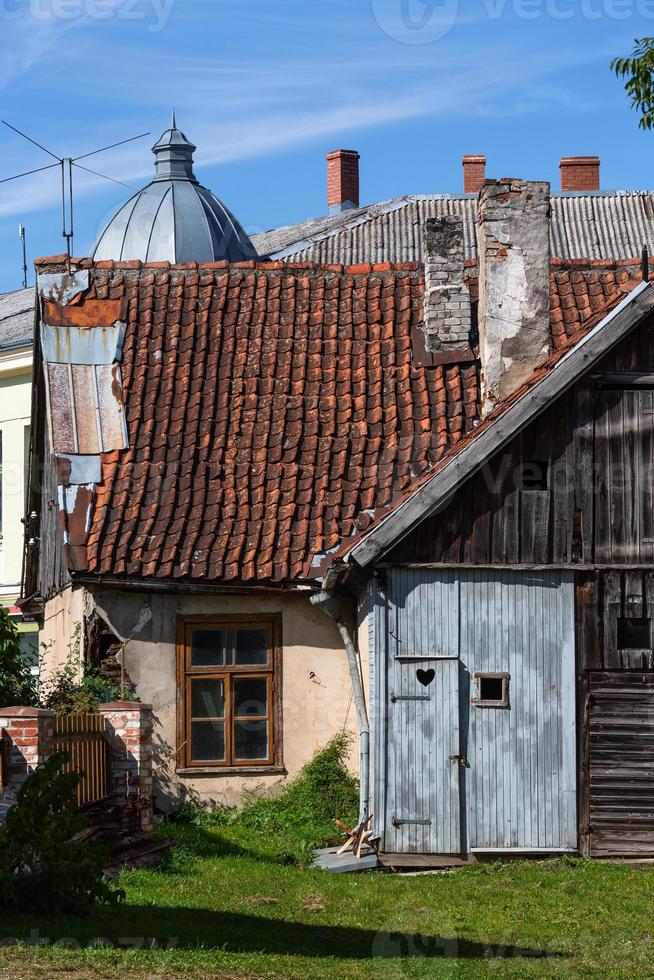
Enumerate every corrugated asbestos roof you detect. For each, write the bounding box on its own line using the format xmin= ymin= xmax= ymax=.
xmin=252 ymin=192 xmax=654 ymax=264
xmin=0 ymin=287 xmax=35 ymax=350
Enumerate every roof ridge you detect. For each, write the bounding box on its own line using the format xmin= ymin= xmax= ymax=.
xmin=33 ymin=256 xmax=424 ymax=275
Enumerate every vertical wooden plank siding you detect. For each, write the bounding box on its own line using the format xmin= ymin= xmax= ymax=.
xmin=389 ymin=567 xmax=459 ymax=659
xmin=51 ymin=713 xmax=111 ymax=807
xmin=375 ymin=571 xmax=462 ymax=854
xmin=374 ymin=568 xmax=576 ymax=854
xmin=460 ymin=570 xmax=577 ymax=850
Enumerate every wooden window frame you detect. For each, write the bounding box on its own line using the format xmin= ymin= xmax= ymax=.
xmin=472 ymin=672 xmax=511 ymax=709
xmin=176 ymin=614 xmax=283 ymax=775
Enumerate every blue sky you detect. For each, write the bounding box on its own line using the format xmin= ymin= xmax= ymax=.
xmin=0 ymin=0 xmax=653 ymax=291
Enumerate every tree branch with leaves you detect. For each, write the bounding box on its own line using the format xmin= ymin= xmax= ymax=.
xmin=612 ymin=37 xmax=654 ymax=129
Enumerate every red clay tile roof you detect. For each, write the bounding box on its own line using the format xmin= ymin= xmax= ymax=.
xmin=38 ymin=256 xmax=646 ymax=585
xmin=54 ymin=260 xmax=477 ymax=584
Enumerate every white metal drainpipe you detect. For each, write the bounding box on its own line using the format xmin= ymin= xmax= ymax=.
xmin=311 ymin=592 xmax=370 ymax=825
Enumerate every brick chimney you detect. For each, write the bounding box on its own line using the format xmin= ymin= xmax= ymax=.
xmin=477 ymin=179 xmax=551 ymax=410
xmin=560 ymin=156 xmax=600 ymax=192
xmin=327 ymin=150 xmax=360 ymax=215
xmin=463 ymin=155 xmax=486 ymax=195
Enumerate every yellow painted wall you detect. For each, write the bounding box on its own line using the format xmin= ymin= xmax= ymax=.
xmin=0 ymin=363 xmax=31 ymax=595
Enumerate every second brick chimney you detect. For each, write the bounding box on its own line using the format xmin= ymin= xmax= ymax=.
xmin=560 ymin=156 xmax=600 ymax=192
xmin=327 ymin=150 xmax=360 ymax=214
xmin=463 ymin=155 xmax=486 ymax=195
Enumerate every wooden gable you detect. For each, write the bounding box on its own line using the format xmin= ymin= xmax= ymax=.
xmin=386 ymin=312 xmax=654 ymax=568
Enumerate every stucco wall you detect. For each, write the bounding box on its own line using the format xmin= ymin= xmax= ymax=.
xmin=89 ymin=587 xmax=368 ymax=809
xmin=40 ymin=585 xmax=85 ymax=679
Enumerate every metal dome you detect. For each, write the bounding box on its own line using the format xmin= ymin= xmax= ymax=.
xmin=93 ymin=114 xmax=258 ymax=264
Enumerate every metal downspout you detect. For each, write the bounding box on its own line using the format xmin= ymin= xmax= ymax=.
xmin=311 ymin=593 xmax=370 ymax=824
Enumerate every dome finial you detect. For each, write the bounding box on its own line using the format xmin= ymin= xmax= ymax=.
xmin=171 ymin=107 xmax=176 ymax=129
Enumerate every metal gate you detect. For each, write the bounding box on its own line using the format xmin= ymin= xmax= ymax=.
xmin=51 ymin=713 xmax=112 ymax=807
xmin=373 ymin=568 xmax=577 ymax=854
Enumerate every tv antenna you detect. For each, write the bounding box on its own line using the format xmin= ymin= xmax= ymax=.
xmin=0 ymin=120 xmax=150 ymax=261
xmin=18 ymin=224 xmax=27 ymax=288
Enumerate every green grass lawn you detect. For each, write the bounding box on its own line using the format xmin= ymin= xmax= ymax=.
xmin=0 ymin=822 xmax=652 ymax=979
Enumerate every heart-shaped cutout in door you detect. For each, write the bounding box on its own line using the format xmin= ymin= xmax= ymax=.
xmin=417 ymin=668 xmax=435 ymax=688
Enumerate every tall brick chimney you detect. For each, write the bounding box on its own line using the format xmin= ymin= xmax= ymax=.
xmin=477 ymin=179 xmax=551 ymax=410
xmin=327 ymin=150 xmax=360 ymax=215
xmin=462 ymin=155 xmax=486 ymax=195
xmin=560 ymin=156 xmax=600 ymax=192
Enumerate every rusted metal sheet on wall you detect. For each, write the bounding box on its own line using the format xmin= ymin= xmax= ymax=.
xmin=373 ymin=568 xmax=576 ymax=855
xmin=40 ymin=320 xmax=126 ymax=366
xmin=45 ymin=362 xmax=127 ymax=456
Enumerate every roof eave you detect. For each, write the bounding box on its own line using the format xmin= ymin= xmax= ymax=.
xmin=345 ymin=281 xmax=654 ymax=569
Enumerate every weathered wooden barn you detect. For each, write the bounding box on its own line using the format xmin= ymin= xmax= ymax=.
xmin=21 ymin=139 xmax=654 ymax=860
xmin=325 ymin=187 xmax=654 ymax=859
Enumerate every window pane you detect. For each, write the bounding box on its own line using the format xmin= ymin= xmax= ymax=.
xmin=191 ymin=629 xmax=225 ymax=667
xmin=191 ymin=721 xmax=225 ymax=761
xmin=191 ymin=678 xmax=225 ymax=719
xmin=233 ymin=677 xmax=268 ymax=717
xmin=235 ymin=628 xmax=269 ymax=665
xmin=234 ymin=719 xmax=269 ymax=760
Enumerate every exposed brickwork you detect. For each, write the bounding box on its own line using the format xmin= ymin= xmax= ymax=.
xmin=99 ymin=702 xmax=153 ymax=832
xmin=0 ymin=707 xmax=53 ymax=790
xmin=326 ymin=150 xmax=360 ymax=213
xmin=560 ymin=156 xmax=600 ymax=192
xmin=423 ymin=217 xmax=471 ymax=352
xmin=462 ymin=155 xmax=486 ymax=195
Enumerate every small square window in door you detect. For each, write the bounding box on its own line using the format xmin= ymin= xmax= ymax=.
xmin=473 ymin=672 xmax=510 ymax=708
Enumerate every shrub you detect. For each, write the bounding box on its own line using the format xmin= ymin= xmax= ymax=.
xmin=0 ymin=606 xmax=37 ymax=708
xmin=0 ymin=753 xmax=123 ymax=914
xmin=39 ymin=626 xmax=136 ymax=715
xmin=237 ymin=733 xmax=359 ymax=859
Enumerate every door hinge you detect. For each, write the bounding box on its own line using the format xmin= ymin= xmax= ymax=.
xmin=449 ymin=754 xmax=469 ymax=767
xmin=392 ymin=816 xmax=432 ymax=827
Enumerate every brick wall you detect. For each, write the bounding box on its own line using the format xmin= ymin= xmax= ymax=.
xmin=0 ymin=702 xmax=153 ymax=831
xmin=0 ymin=707 xmax=53 ymax=790
xmin=99 ymin=702 xmax=154 ymax=831
xmin=560 ymin=156 xmax=600 ymax=192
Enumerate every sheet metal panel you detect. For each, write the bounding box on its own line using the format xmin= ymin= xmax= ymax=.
xmin=276 ymin=192 xmax=654 ymax=265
